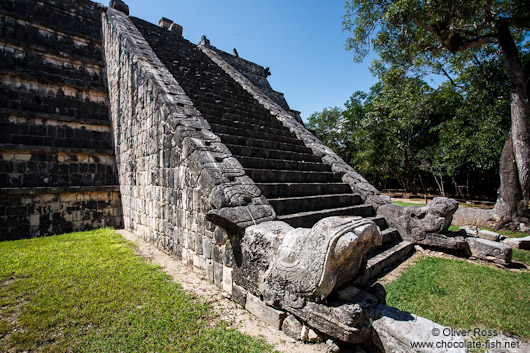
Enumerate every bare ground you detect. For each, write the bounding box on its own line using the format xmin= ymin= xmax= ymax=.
xmin=116 ymin=229 xmax=329 ymax=353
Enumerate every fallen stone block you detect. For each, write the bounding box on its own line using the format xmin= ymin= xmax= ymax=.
xmin=281 ymin=314 xmax=303 ymax=340
xmin=372 ymin=305 xmax=467 ymax=353
xmin=478 ymin=229 xmax=500 ymax=242
xmin=503 ymin=236 xmax=530 ymax=250
xmin=461 ymin=226 xmax=479 ymax=237
xmin=299 ymin=325 xmax=321 ymax=343
xmin=466 ymin=237 xmax=512 ymax=265
xmin=245 ymin=293 xmax=286 ymax=330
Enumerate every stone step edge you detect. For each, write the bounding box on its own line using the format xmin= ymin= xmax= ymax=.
xmin=0 ymin=185 xmax=120 ymax=196
xmin=0 ymin=107 xmax=111 ymax=127
xmin=380 ymin=228 xmax=400 ymax=243
xmin=217 ymin=133 xmax=306 ymax=151
xmin=202 ymin=110 xmax=287 ymax=130
xmin=214 ymin=127 xmax=302 ymax=146
xmin=234 ymin=155 xmax=330 ymax=168
xmin=225 ymin=144 xmax=320 ymax=161
xmin=0 ymin=143 xmax=115 ymax=156
xmin=246 ymin=168 xmax=338 ymax=176
xmin=254 ymin=182 xmax=351 ymax=187
xmin=277 ymin=204 xmax=372 ymax=220
xmin=268 ymin=193 xmax=361 ymax=203
xmin=355 ymin=241 xmax=414 ymax=285
xmin=208 ymin=120 xmax=293 ymax=138
xmin=367 ymin=216 xmax=387 ymax=230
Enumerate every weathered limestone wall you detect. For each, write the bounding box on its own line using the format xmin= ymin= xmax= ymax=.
xmin=0 ymin=0 xmax=122 ymax=240
xmin=102 ymin=8 xmax=274 ymax=292
xmin=0 ymin=186 xmax=121 ymax=238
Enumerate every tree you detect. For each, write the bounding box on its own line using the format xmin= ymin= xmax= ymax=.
xmin=307 ymin=107 xmax=346 ymax=155
xmin=343 ymin=0 xmax=530 ymax=227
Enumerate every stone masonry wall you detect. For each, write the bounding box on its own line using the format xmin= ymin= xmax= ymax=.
xmin=0 ymin=0 xmax=123 ymax=240
xmin=0 ymin=186 xmax=121 ymax=240
xmin=102 ymin=8 xmax=275 ymax=293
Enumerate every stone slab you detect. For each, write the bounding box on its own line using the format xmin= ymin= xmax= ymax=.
xmin=372 ymin=305 xmax=467 ymax=353
xmin=231 ymin=284 xmax=247 ymax=308
xmin=504 ymin=236 xmax=530 ymax=250
xmin=245 ymin=293 xmax=286 ymax=330
xmin=478 ymin=229 xmax=500 ymax=242
xmin=222 ymin=266 xmax=233 ymax=296
xmin=281 ymin=314 xmax=303 ymax=340
xmin=466 ymin=237 xmax=512 ymax=265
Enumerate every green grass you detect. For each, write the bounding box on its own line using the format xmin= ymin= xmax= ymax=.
xmin=449 ymin=225 xmax=529 ymax=238
xmin=385 ymin=256 xmax=530 ymax=338
xmin=490 ymin=228 xmax=529 ymax=239
xmin=393 ymin=200 xmax=426 ymax=207
xmin=513 ymin=249 xmax=530 ymax=265
xmin=0 ymin=228 xmax=274 ymax=353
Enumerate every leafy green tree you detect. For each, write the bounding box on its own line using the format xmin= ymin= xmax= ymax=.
xmin=307 ymin=106 xmax=345 ymax=154
xmin=343 ymin=0 xmax=530 ymax=226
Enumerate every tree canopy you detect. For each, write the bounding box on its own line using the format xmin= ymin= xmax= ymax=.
xmin=307 ymin=62 xmax=511 ymax=198
xmin=340 ymin=0 xmax=530 ymax=227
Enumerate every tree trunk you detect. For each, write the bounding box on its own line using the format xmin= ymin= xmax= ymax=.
xmin=452 ymin=176 xmax=464 ymax=198
xmin=493 ymin=20 xmax=530 ymax=225
xmin=493 ymin=133 xmax=528 ymax=227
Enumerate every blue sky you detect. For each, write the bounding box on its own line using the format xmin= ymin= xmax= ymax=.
xmin=97 ymin=0 xmax=380 ymax=121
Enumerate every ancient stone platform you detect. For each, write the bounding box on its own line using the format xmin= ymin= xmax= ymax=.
xmin=1 ymin=0 xmax=491 ymax=349
xmin=0 ymin=0 xmax=122 ymax=239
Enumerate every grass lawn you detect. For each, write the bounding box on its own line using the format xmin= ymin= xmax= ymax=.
xmin=385 ymin=256 xmax=530 ymax=338
xmin=0 ymin=228 xmax=274 ymax=353
xmin=392 ymin=200 xmax=426 ymax=207
xmin=513 ymin=249 xmax=530 ymax=265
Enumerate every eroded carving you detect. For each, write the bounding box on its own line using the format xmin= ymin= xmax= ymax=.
xmin=234 ymin=217 xmax=382 ymax=343
xmin=377 ymin=197 xmax=465 ymax=249
xmin=262 ymin=217 xmax=382 ymax=308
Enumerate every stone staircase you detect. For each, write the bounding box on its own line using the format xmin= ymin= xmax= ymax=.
xmin=130 ymin=17 xmax=414 ymax=283
xmin=359 ymin=216 xmax=414 ymax=284
xmin=131 ymin=18 xmax=372 ymax=229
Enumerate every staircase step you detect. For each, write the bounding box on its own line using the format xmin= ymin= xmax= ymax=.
xmin=365 ymin=228 xmax=403 ymax=259
xmin=381 ymin=228 xmax=401 ymax=245
xmin=356 ymin=241 xmax=414 ymax=284
xmin=255 ymin=182 xmax=353 ymax=198
xmin=211 ymin=124 xmax=303 ymax=146
xmin=226 ymin=144 xmax=322 ymax=163
xmin=218 ymin=133 xmax=310 ymax=153
xmin=368 ymin=216 xmax=388 ymax=230
xmin=245 ymin=168 xmax=343 ymax=183
xmin=277 ymin=205 xmax=374 ymax=228
xmin=268 ymin=194 xmax=362 ymax=215
xmin=199 ymin=107 xmax=286 ymax=130
xmin=236 ymin=156 xmax=330 ymax=172
xmin=205 ymin=116 xmax=293 ymax=138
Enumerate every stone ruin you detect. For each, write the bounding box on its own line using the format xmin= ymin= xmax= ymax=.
xmin=0 ymin=0 xmax=515 ymax=350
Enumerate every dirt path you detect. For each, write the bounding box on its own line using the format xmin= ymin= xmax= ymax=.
xmin=116 ymin=229 xmax=329 ymax=353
